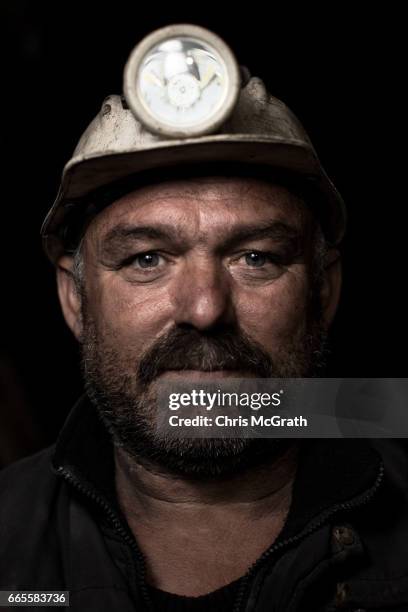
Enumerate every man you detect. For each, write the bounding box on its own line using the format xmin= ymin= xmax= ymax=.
xmin=1 ymin=24 xmax=408 ymax=612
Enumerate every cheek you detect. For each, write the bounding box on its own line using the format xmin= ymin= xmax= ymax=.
xmin=85 ymin=272 xmax=174 ymax=348
xmin=234 ymin=268 xmax=310 ymax=350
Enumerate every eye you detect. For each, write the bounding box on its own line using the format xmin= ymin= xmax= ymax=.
xmin=229 ymin=249 xmax=285 ymax=282
xmin=118 ymin=250 xmax=171 ymax=283
xmin=244 ymin=251 xmax=269 ymax=267
xmin=132 ymin=252 xmax=162 ymax=268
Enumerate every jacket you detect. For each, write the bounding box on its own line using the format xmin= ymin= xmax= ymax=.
xmin=1 ymin=394 xmax=408 ymax=611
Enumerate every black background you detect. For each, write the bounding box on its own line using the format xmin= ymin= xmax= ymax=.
xmin=0 ymin=2 xmax=405 ymax=455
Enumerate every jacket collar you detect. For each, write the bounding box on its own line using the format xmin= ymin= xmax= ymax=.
xmin=52 ymin=393 xmax=118 ymax=509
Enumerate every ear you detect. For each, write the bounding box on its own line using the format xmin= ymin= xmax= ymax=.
xmin=320 ymin=248 xmax=342 ymax=328
xmin=56 ymin=255 xmax=83 ymax=341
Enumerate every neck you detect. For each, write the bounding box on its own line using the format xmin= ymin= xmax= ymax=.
xmin=114 ymin=445 xmax=298 ymax=596
xmin=115 ymin=445 xmax=298 ymax=508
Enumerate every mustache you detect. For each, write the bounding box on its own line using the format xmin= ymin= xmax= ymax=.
xmin=137 ymin=325 xmax=274 ymax=387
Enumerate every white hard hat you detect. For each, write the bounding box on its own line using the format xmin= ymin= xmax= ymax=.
xmin=41 ymin=24 xmax=346 ymax=263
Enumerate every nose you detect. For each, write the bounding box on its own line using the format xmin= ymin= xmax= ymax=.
xmin=172 ymin=258 xmax=235 ymax=331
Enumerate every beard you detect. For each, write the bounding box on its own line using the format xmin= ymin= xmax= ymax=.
xmin=80 ymin=300 xmax=327 ymax=479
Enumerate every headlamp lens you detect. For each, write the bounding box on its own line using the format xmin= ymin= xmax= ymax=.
xmin=137 ymin=36 xmax=228 ymax=128
xmin=124 ymin=26 xmax=240 ymax=137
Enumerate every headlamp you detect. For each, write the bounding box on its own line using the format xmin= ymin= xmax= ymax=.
xmin=123 ymin=24 xmax=241 ymax=138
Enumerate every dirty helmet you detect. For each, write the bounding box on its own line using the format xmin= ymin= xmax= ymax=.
xmin=41 ymin=24 xmax=346 ymax=264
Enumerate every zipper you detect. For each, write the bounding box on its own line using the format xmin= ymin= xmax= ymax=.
xmin=56 ymin=465 xmax=152 ymax=611
xmin=232 ymin=461 xmax=385 ymax=612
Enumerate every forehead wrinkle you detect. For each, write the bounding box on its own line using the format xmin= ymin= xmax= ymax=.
xmin=84 ymin=176 xmax=309 ymax=253
xmin=107 ymin=176 xmax=304 ymax=210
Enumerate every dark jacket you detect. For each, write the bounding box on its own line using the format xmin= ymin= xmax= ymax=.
xmin=1 ymin=395 xmax=408 ymax=612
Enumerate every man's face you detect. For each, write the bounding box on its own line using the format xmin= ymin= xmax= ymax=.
xmin=58 ymin=176 xmax=339 ymax=477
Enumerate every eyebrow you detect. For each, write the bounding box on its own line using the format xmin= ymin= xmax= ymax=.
xmin=103 ymin=224 xmax=182 ymax=244
xmin=220 ymin=221 xmax=301 ymax=251
xmin=99 ymin=220 xmax=302 ymax=259
xmin=100 ymin=224 xmax=185 ymax=260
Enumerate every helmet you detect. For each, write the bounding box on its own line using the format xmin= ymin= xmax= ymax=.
xmin=41 ymin=24 xmax=346 ymax=264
